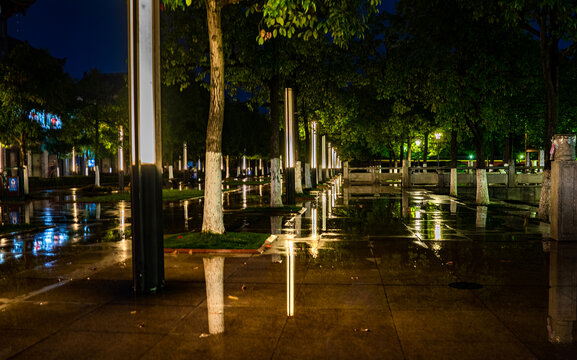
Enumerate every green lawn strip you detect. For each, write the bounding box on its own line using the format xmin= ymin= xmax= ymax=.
xmin=164 ymin=231 xmax=270 ymax=250
xmin=162 ymin=189 xmax=204 ymax=201
xmin=0 ymin=223 xmax=46 ymax=235
xmin=240 ymin=205 xmax=303 ymax=214
xmin=72 ymin=187 xmax=242 ymax=203
xmin=296 ymin=192 xmax=316 ymax=200
xmin=223 ymin=179 xmax=270 ymax=186
xmin=73 ymin=188 xmax=204 ymax=202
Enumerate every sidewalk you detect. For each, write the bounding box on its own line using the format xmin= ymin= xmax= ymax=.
xmin=1 ymin=187 xmax=577 ymax=359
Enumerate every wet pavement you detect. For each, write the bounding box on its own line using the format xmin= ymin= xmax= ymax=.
xmin=1 ymin=178 xmax=577 ymax=359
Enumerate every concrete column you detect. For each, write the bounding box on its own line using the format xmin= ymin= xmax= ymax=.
xmin=550 ymin=134 xmax=577 ymax=241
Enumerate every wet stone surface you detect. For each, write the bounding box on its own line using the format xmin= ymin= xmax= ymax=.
xmin=1 ymin=177 xmax=577 ymax=359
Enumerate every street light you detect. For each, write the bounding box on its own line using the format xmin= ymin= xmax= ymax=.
xmin=128 ymin=0 xmax=164 ymax=294
xmin=415 ymin=139 xmax=421 ymax=168
xmin=118 ymin=126 xmax=124 ymax=191
xmin=284 ymin=88 xmax=296 ymax=204
xmin=434 ymin=132 xmax=442 ymax=167
xmin=311 ymin=120 xmax=317 ymax=187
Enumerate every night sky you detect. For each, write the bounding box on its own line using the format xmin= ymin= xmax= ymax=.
xmin=7 ymin=0 xmax=397 ymax=80
xmin=7 ymin=0 xmax=128 ymax=80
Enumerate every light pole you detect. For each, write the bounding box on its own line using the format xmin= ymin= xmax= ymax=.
xmin=128 ymin=0 xmax=164 ymax=294
xmin=434 ymin=132 xmax=442 ymax=167
xmin=311 ymin=121 xmax=317 ymax=188
xmin=415 ymin=138 xmax=421 ymax=169
xmin=284 ymin=88 xmax=296 ymax=205
xmin=321 ymin=135 xmax=326 ymax=182
xmin=118 ymin=126 xmax=124 ymax=191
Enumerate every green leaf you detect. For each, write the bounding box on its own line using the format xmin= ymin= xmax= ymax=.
xmin=186 ymin=0 xmax=192 ymax=6
xmin=273 ymin=28 xmax=278 ymax=38
xmin=277 ymin=16 xmax=284 ymax=26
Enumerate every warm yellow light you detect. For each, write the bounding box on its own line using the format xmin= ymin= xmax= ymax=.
xmin=119 ymin=126 xmax=124 ymax=171
xmin=321 ymin=135 xmax=326 ymax=169
xmin=311 ymin=121 xmax=317 ymax=168
xmin=284 ymin=88 xmax=295 ymax=168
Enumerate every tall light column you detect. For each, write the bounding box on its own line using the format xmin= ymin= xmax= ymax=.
xmin=119 ymin=126 xmax=124 ymax=191
xmin=0 ymin=141 xmax=3 ymax=174
xmin=284 ymin=88 xmax=296 ymax=205
xmin=328 ymin=142 xmax=332 ymax=178
xmin=321 ymin=135 xmax=326 ymax=181
xmin=311 ymin=121 xmax=317 ymax=188
xmin=183 ymin=142 xmax=188 ymax=171
xmin=129 ymin=0 xmax=164 ymax=294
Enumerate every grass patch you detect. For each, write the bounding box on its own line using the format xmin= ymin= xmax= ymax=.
xmin=0 ymin=223 xmax=42 ymax=234
xmin=75 ymin=192 xmax=131 ymax=202
xmin=241 ymin=205 xmax=303 ymax=213
xmin=223 ymin=179 xmax=270 ymax=186
xmin=162 ymin=188 xmax=204 ymax=201
xmin=74 ymin=188 xmax=205 ymax=202
xmin=296 ymin=192 xmax=316 ymax=199
xmin=164 ymin=231 xmax=270 ymax=250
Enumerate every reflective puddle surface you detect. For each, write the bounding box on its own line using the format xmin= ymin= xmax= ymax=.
xmin=1 ymin=178 xmax=576 ymax=359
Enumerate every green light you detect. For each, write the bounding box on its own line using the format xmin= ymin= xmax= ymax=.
xmin=469 ymin=154 xmax=473 ymax=160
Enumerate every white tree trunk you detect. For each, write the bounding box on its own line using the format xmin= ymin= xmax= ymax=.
xmin=475 ymin=169 xmax=490 ymax=205
xmin=295 ymin=161 xmax=303 ymax=194
xmin=304 ymin=163 xmax=312 ymax=189
xmin=22 ymin=165 xmax=29 ymax=195
xmin=270 ymin=157 xmax=283 ymax=208
xmin=203 ymin=256 xmax=224 ymax=334
xmin=42 ymin=150 xmax=49 ymax=178
xmin=94 ymin=165 xmax=100 ymax=187
xmin=202 ymin=151 xmax=225 ymax=233
xmin=538 ymin=169 xmax=551 ymax=221
xmin=450 ymin=168 xmax=458 ymax=197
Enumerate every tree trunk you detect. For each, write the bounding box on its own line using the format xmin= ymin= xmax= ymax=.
xmin=538 ymin=169 xmax=551 ymax=221
xmin=503 ymin=132 xmax=512 ymax=165
xmin=304 ymin=163 xmax=311 ymax=189
xmin=202 ymin=0 xmax=225 ymax=234
xmin=295 ymin=161 xmax=303 ymax=193
xmin=269 ymin=75 xmax=283 ymax=208
xmin=472 ymin=122 xmax=489 ymax=205
xmin=203 ymin=256 xmax=224 ymax=334
xmin=537 ymin=11 xmax=560 ymax=221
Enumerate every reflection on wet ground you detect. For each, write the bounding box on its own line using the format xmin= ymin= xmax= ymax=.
xmin=1 ymin=177 xmax=577 ymax=359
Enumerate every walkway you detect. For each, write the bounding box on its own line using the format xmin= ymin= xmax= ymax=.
xmin=1 ymin=179 xmax=576 ymax=359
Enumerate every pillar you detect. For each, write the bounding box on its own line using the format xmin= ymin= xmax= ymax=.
xmin=129 ymin=0 xmax=164 ymax=294
xmin=550 ymin=134 xmax=577 ymax=241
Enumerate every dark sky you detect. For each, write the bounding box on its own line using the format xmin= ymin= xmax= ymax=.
xmin=8 ymin=0 xmax=127 ymax=80
xmin=7 ymin=0 xmax=397 ymax=80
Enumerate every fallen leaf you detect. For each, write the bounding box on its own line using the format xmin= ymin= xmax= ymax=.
xmin=199 ymin=333 xmax=210 ymax=338
xmin=130 ymin=310 xmax=137 ymax=315
xmin=228 ymin=295 xmax=239 ymax=300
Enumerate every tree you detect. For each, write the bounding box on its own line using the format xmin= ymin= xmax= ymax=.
xmin=500 ymin=0 xmax=577 ymax=219
xmin=0 ymin=43 xmax=71 ymax=170
xmin=163 ymin=0 xmax=381 ymax=233
xmin=75 ymin=70 xmax=125 ymax=186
